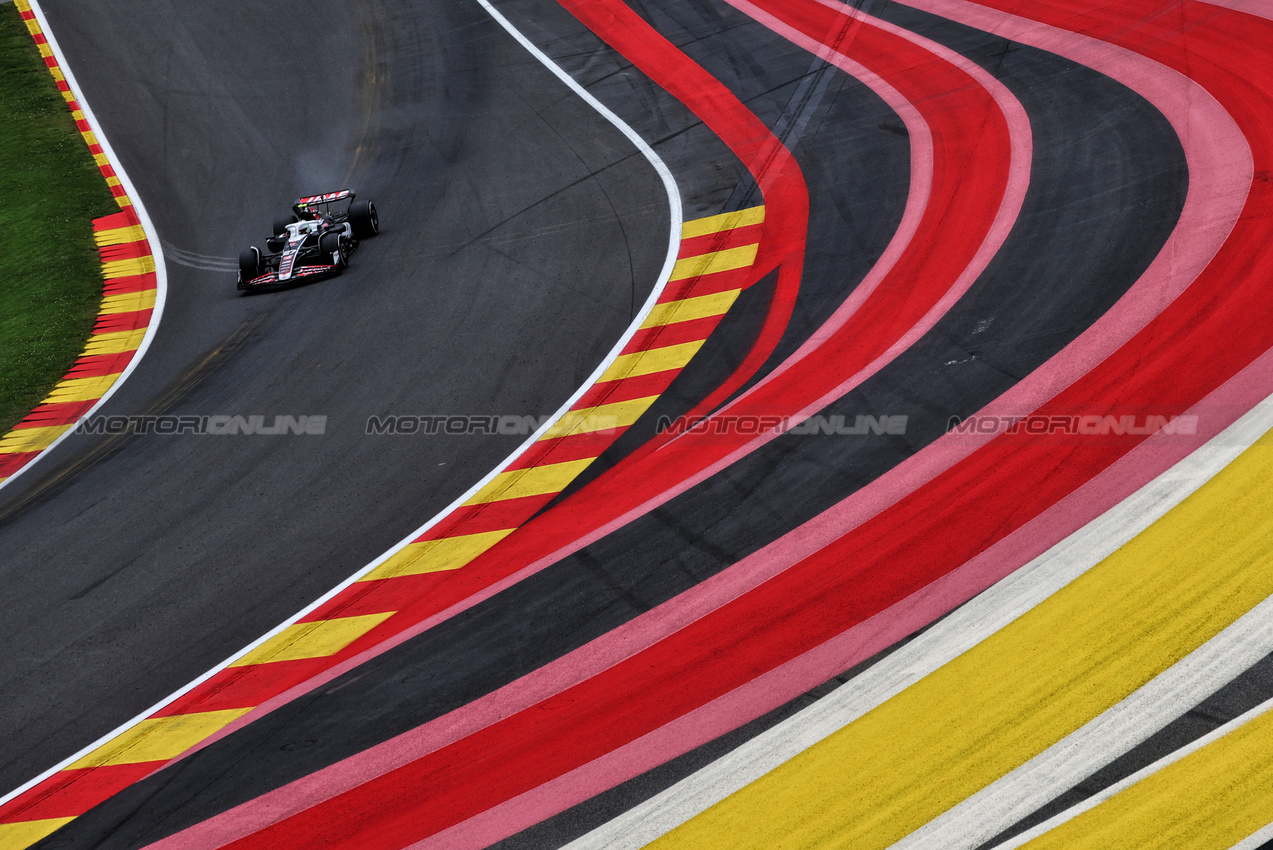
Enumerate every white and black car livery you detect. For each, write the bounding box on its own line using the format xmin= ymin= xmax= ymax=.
xmin=237 ymin=190 xmax=379 ymax=290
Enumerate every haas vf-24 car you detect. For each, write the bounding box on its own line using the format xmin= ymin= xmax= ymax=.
xmin=237 ymin=190 xmax=379 ymax=290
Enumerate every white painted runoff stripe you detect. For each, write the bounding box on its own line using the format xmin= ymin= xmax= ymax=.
xmin=0 ymin=0 xmax=681 ymax=811
xmin=1232 ymin=818 xmax=1273 ymax=850
xmin=0 ymin=0 xmax=168 ymax=494
xmin=893 ymin=587 xmax=1273 ymax=848
xmin=998 ymin=697 xmax=1273 ymax=849
xmin=563 ymin=393 xmax=1273 ymax=850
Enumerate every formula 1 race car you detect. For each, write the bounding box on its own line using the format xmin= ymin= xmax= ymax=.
xmin=237 ymin=190 xmax=379 ymax=291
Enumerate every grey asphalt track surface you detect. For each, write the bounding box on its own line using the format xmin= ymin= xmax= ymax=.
xmin=0 ymin=0 xmax=669 ymax=800
xmin=27 ymin=2 xmax=1193 ymax=847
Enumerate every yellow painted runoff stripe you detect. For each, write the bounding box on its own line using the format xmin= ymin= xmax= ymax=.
xmin=681 ymin=206 xmax=765 ymax=239
xmin=43 ymin=373 xmax=122 ymax=404
xmin=361 ymin=528 xmax=517 ymax=581
xmin=654 ymin=430 xmax=1273 ymax=850
xmin=93 ymin=224 xmax=147 ymax=246
xmin=598 ymin=340 xmax=706 ymax=383
xmin=641 ymin=290 xmax=742 ymax=329
xmin=0 ymin=425 xmax=69 ymax=454
xmin=0 ymin=818 xmax=75 ymax=848
xmin=82 ymin=327 xmax=147 ymax=356
xmin=463 ymin=458 xmax=595 ymax=506
xmin=669 ymin=244 xmax=758 ymax=282
xmin=1024 ymin=706 xmax=1273 ymax=848
xmin=539 ymin=396 xmax=659 ymax=441
xmin=100 ymin=254 xmax=155 ymax=279
xmin=68 ymin=708 xmax=252 ymax=769
xmin=98 ymin=288 xmax=156 ymax=314
xmin=230 ymin=613 xmax=395 ymax=667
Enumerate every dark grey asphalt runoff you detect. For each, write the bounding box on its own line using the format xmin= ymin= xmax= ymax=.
xmin=0 ymin=0 xmax=668 ymax=800
xmin=33 ymin=2 xmax=1194 ymax=848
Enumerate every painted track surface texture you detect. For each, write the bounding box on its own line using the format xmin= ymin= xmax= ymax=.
xmin=0 ymin=0 xmax=671 ymax=844
xmin=6 ymin=0 xmax=1273 ymax=847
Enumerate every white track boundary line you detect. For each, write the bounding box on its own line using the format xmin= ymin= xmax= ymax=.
xmin=1232 ymin=815 xmax=1273 ymax=850
xmin=898 ymin=576 xmax=1273 ymax=847
xmin=999 ymin=697 xmax=1273 ymax=848
xmin=564 ymin=394 xmax=1273 ymax=850
xmin=0 ymin=0 xmax=168 ymax=494
xmin=0 ymin=0 xmax=681 ymax=812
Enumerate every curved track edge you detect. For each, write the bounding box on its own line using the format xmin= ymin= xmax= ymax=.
xmin=0 ymin=0 xmax=167 ymax=494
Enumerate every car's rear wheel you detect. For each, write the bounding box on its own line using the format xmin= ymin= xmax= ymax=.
xmin=319 ymin=232 xmax=347 ymax=268
xmin=239 ymin=247 xmax=261 ymax=282
xmin=273 ymin=214 xmax=297 ymax=236
xmin=349 ymin=200 xmax=378 ymax=239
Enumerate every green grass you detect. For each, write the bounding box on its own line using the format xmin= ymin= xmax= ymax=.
xmin=0 ymin=3 xmax=118 ymax=436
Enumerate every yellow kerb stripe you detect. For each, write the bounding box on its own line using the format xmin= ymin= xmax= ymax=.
xmin=100 ymin=288 xmax=156 ymax=315
xmin=93 ymin=153 xmax=108 ymax=167
xmin=641 ymin=289 xmax=741 ymax=329
xmin=101 ymin=255 xmax=155 ymax=279
xmin=0 ymin=425 xmax=70 ymax=454
xmin=230 ymin=612 xmax=395 ymax=667
xmin=361 ymin=528 xmax=517 ymax=581
xmin=0 ymin=818 xmax=76 ymax=847
xmin=94 ymin=224 xmax=147 ymax=246
xmin=652 ymin=432 xmax=1273 ymax=850
xmin=83 ymin=328 xmax=146 ymax=356
xmin=681 ymin=206 xmax=766 ymax=239
xmin=68 ymin=708 xmax=252 ymax=769
xmin=669 ymin=244 xmax=757 ymax=282
xmin=1023 ymin=707 xmax=1273 ymax=848
xmin=43 ymin=373 xmax=120 ymax=404
xmin=599 ymin=340 xmax=705 ymax=383
xmin=539 ymin=396 xmax=658 ymax=441
xmin=464 ymin=459 xmax=595 ymax=506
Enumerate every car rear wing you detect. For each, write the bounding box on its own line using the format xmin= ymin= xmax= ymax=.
xmin=294 ymin=189 xmax=354 ymax=207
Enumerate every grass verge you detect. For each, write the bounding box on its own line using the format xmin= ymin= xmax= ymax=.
xmin=0 ymin=2 xmax=117 ymax=435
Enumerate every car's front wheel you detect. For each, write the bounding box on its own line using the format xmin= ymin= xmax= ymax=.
xmin=319 ymin=232 xmax=347 ymax=269
xmin=349 ymin=199 xmax=378 ymax=239
xmin=238 ymin=247 xmax=261 ymax=282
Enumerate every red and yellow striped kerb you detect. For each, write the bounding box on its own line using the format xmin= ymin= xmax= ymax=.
xmin=0 ymin=206 xmax=765 ymax=847
xmin=0 ymin=0 xmax=157 ymax=486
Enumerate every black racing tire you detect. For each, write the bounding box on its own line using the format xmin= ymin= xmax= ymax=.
xmin=349 ymin=199 xmax=378 ymax=239
xmin=319 ymin=232 xmax=346 ymax=269
xmin=273 ymin=214 xmax=298 ymax=236
xmin=238 ymin=247 xmax=261 ymax=282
